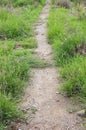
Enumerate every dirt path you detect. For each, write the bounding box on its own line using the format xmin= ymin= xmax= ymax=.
xmin=17 ymin=1 xmax=85 ymax=130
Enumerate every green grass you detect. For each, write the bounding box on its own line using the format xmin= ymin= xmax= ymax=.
xmin=0 ymin=2 xmax=45 ymax=40
xmin=0 ymin=93 xmax=21 ymax=126
xmin=0 ymin=0 xmax=46 ymax=7
xmin=0 ymin=40 xmax=15 ymax=56
xmin=12 ymin=50 xmax=51 ymax=68
xmin=48 ymin=7 xmax=86 ymax=66
xmin=48 ymin=2 xmax=86 ymax=107
xmin=20 ymin=37 xmax=37 ymax=49
xmin=0 ymin=55 xmax=30 ymax=97
xmin=61 ymin=56 xmax=86 ymax=97
xmin=0 ymin=15 xmax=27 ymax=39
xmin=27 ymin=56 xmax=51 ymax=68
xmin=0 ymin=0 xmax=46 ymax=128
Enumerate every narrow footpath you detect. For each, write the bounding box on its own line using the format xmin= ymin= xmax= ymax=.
xmin=18 ymin=1 xmax=85 ymax=130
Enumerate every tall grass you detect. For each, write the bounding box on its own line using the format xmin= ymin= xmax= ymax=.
xmin=48 ymin=7 xmax=86 ymax=65
xmin=48 ymin=3 xmax=86 ymax=104
xmin=0 ymin=93 xmax=21 ymax=126
xmin=0 ymin=0 xmax=46 ymax=128
xmin=61 ymin=56 xmax=86 ymax=97
xmin=0 ymin=55 xmax=30 ymax=97
xmin=0 ymin=8 xmax=29 ymax=39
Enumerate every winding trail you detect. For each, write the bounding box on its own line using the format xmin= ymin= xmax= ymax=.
xmin=18 ymin=1 xmax=85 ymax=130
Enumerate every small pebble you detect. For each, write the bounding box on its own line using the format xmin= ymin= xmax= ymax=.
xmin=56 ymin=91 xmax=60 ymax=94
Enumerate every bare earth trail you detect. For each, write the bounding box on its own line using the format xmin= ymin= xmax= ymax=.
xmin=18 ymin=1 xmax=85 ymax=130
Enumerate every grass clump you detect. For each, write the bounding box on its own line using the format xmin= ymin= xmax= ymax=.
xmin=0 ymin=93 xmax=21 ymax=126
xmin=0 ymin=56 xmax=30 ymax=97
xmin=20 ymin=38 xmax=37 ymax=49
xmin=28 ymin=56 xmax=51 ymax=68
xmin=0 ymin=4 xmax=43 ymax=40
xmin=0 ymin=40 xmax=15 ymax=56
xmin=0 ymin=9 xmax=28 ymax=39
xmin=48 ymin=8 xmax=69 ymax=44
xmin=53 ymin=34 xmax=86 ymax=66
xmin=12 ymin=50 xmax=51 ymax=68
xmin=61 ymin=56 xmax=86 ymax=97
